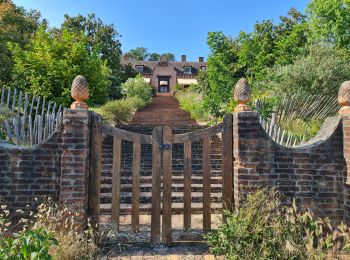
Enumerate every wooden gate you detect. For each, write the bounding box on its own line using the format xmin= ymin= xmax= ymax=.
xmin=100 ymin=114 xmax=233 ymax=245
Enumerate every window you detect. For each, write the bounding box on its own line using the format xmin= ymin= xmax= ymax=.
xmin=200 ymin=66 xmax=206 ymax=71
xmin=135 ymin=65 xmax=144 ymax=73
xmin=183 ymin=66 xmax=192 ymax=74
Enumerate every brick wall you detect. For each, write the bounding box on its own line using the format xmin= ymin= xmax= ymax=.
xmin=0 ymin=130 xmax=62 ymax=211
xmin=233 ymin=111 xmax=346 ymax=221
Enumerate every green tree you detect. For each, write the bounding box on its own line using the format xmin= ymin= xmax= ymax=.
xmin=307 ymin=0 xmax=350 ymax=49
xmin=266 ymin=44 xmax=350 ymax=97
xmin=10 ymin=27 xmax=110 ymax=106
xmin=148 ymin=52 xmax=160 ymax=61
xmin=0 ymin=0 xmax=42 ymax=85
xmin=127 ymin=47 xmax=149 ymax=61
xmin=162 ymin=53 xmax=175 ymax=61
xmin=61 ymin=13 xmax=125 ymax=99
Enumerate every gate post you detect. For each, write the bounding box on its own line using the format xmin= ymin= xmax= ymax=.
xmin=232 ymin=78 xmax=262 ymax=210
xmin=338 ymin=80 xmax=350 ymax=221
xmin=59 ymin=76 xmax=91 ymax=230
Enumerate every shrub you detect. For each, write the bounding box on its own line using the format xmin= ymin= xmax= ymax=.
xmin=205 ymin=188 xmax=350 ymax=259
xmin=121 ymin=75 xmax=153 ymax=103
xmin=98 ymin=97 xmax=146 ymax=125
xmin=175 ymin=89 xmax=216 ymax=124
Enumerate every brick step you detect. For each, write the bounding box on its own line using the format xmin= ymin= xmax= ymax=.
xmin=100 ymin=202 xmax=223 ymax=214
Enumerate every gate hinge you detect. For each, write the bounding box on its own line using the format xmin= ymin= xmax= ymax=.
xmin=159 ymin=144 xmax=172 ymax=150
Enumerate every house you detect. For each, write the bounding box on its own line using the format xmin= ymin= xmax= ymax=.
xmin=121 ymin=54 xmax=207 ymax=93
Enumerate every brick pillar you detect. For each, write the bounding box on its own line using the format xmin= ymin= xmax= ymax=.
xmin=338 ymin=80 xmax=350 ymax=221
xmin=233 ymin=111 xmax=264 ymax=210
xmin=60 ymin=109 xmax=91 ymax=227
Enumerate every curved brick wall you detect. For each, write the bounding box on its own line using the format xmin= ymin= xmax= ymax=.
xmin=0 ymin=130 xmax=62 ymax=210
xmin=233 ymin=112 xmax=346 ymax=221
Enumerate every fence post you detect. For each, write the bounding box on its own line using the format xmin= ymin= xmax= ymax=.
xmin=59 ymin=75 xmax=91 ymax=230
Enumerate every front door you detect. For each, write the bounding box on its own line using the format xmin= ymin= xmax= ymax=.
xmin=158 ymin=76 xmax=170 ymax=93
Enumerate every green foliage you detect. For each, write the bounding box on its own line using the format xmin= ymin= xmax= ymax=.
xmin=126 ymin=47 xmax=176 ymax=61
xmin=98 ymin=97 xmax=145 ymax=125
xmin=10 ymin=26 xmax=110 ymax=107
xmin=266 ymin=44 xmax=350 ymax=97
xmin=121 ymin=75 xmax=153 ymax=104
xmin=205 ymin=188 xmax=350 ymax=259
xmin=307 ymin=0 xmax=350 ymax=49
xmin=0 ymin=227 xmax=57 ymax=259
xmin=0 ymin=0 xmax=42 ymax=85
xmin=203 ymin=8 xmax=308 ymax=117
xmin=176 ymin=87 xmax=215 ymax=124
xmin=61 ymin=13 xmax=128 ymax=99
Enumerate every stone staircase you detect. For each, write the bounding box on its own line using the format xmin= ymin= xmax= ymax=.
xmin=129 ymin=93 xmax=197 ymax=126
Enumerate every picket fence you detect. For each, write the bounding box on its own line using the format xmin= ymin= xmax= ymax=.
xmin=0 ymin=88 xmax=63 ymax=146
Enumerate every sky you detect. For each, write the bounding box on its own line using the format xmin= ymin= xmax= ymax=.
xmin=13 ymin=0 xmax=310 ymax=61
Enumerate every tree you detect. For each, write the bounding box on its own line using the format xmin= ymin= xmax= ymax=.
xmin=127 ymin=47 xmax=149 ymax=61
xmin=61 ymin=13 xmax=125 ymax=99
xmin=202 ymin=8 xmax=309 ymax=116
xmin=148 ymin=53 xmax=160 ymax=61
xmin=266 ymin=44 xmax=350 ymax=97
xmin=0 ymin=0 xmax=42 ymax=85
xmin=10 ymin=27 xmax=110 ymax=106
xmin=162 ymin=53 xmax=175 ymax=61
xmin=307 ymin=0 xmax=350 ymax=49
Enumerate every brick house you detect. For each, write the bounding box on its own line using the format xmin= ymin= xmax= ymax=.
xmin=121 ymin=54 xmax=207 ymax=93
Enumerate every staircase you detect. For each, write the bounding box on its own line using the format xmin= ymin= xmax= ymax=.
xmin=129 ymin=93 xmax=197 ymax=126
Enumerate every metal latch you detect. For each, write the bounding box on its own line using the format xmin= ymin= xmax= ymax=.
xmin=159 ymin=144 xmax=172 ymax=150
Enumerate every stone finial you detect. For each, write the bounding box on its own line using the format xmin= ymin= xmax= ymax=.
xmin=339 ymin=80 xmax=350 ymax=115
xmin=71 ymin=75 xmax=89 ymax=109
xmin=234 ymin=78 xmax=251 ymax=112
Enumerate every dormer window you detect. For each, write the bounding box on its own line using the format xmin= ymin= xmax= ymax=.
xmin=183 ymin=66 xmax=192 ymax=74
xmin=135 ymin=65 xmax=144 ymax=73
xmin=200 ymin=66 xmax=206 ymax=71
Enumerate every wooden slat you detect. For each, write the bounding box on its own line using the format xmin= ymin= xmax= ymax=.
xmin=222 ymin=114 xmax=233 ymax=210
xmin=183 ymin=141 xmax=192 ymax=231
xmin=151 ymin=126 xmax=162 ymax=244
xmin=162 ymin=126 xmax=173 ymax=245
xmin=131 ymin=135 xmax=141 ymax=233
xmin=203 ymin=136 xmax=211 ymax=231
xmin=102 ymin=126 xmax=152 ymax=144
xmin=5 ymin=88 xmax=11 ymax=114
xmin=0 ymin=88 xmax=4 ymax=113
xmin=172 ymin=123 xmax=222 ymax=143
xmin=11 ymin=88 xmax=16 ymax=114
xmin=88 ymin=113 xmax=102 ymax=230
xmin=17 ymin=91 xmax=22 ymax=119
xmin=111 ymin=133 xmax=121 ymax=230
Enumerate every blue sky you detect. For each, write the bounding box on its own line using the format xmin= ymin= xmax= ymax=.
xmin=13 ymin=0 xmax=310 ymax=61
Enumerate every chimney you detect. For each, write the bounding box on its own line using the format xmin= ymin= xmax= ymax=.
xmin=123 ymin=54 xmax=129 ymax=61
xmin=198 ymin=57 xmax=204 ymax=62
xmin=181 ymin=55 xmax=187 ymax=62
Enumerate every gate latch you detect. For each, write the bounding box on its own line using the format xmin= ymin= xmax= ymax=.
xmin=159 ymin=144 xmax=172 ymax=150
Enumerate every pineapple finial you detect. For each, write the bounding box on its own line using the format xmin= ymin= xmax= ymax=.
xmin=70 ymin=75 xmax=89 ymax=109
xmin=234 ymin=78 xmax=251 ymax=112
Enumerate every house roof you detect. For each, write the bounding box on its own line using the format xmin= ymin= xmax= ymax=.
xmin=121 ymin=60 xmax=207 ymax=75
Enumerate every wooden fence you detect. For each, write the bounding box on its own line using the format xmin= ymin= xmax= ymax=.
xmin=0 ymin=87 xmax=63 ymax=146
